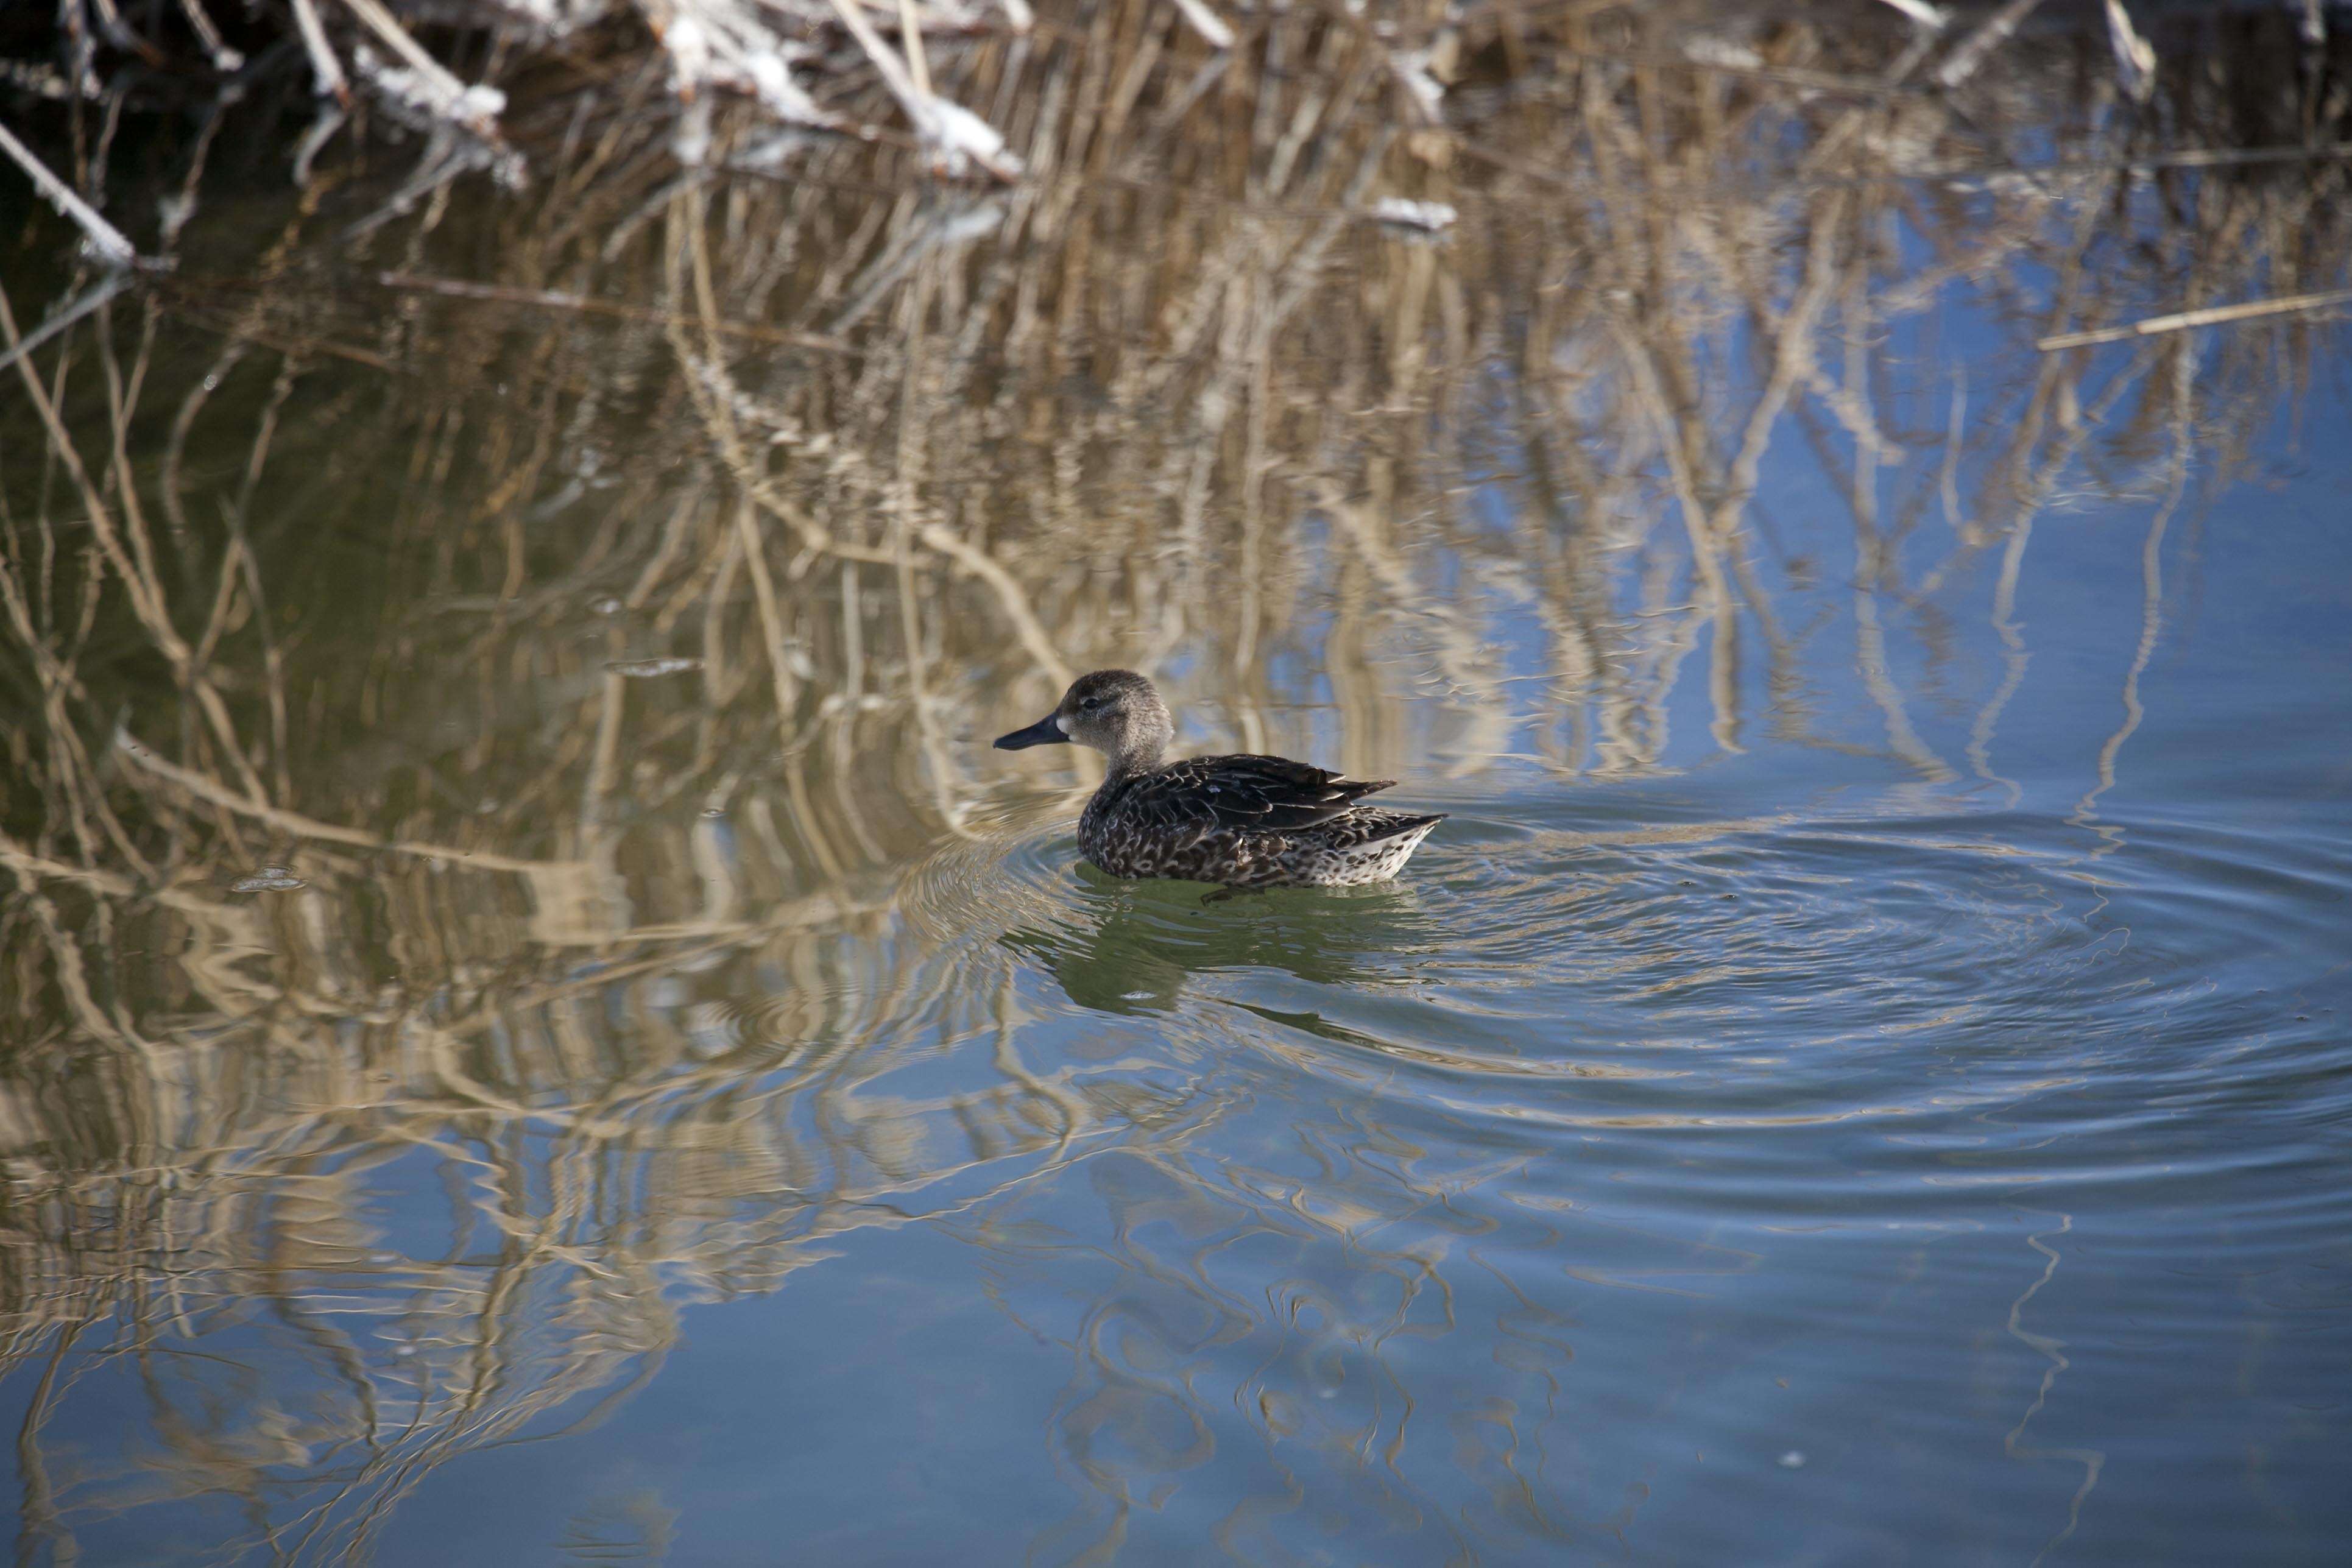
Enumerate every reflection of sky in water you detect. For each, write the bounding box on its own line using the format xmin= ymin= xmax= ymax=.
xmin=1411 ymin=277 xmax=2352 ymax=808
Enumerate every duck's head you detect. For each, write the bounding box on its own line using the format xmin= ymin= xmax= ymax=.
xmin=994 ymin=669 xmax=1173 ymax=765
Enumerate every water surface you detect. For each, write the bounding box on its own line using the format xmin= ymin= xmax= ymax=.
xmin=2 ymin=6 xmax=2350 ymax=1563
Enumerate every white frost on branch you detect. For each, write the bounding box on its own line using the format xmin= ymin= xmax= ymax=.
xmin=914 ymin=97 xmax=1023 ymax=182
xmin=744 ymin=48 xmax=833 ymax=126
xmin=353 ymin=47 xmax=507 ymax=133
xmin=1390 ymin=47 xmax=1447 ymax=123
xmin=353 ymin=45 xmax=526 ymax=185
xmin=663 ymin=11 xmax=712 ymax=86
xmin=175 ymin=0 xmax=247 ymax=71
xmin=1369 ymin=197 xmax=1457 ymax=234
xmin=343 ymin=0 xmax=501 ymax=129
xmin=648 ymin=2 xmax=843 ymax=129
xmin=674 ymin=93 xmax=717 ymax=164
xmin=289 ymin=0 xmax=351 ymax=101
xmin=823 ymin=0 xmax=1023 ymax=180
xmin=339 ymin=0 xmax=522 ymax=183
xmin=1169 ymin=0 xmax=1234 ymax=52
xmin=487 ymin=0 xmax=618 ymax=35
xmin=1873 ymin=0 xmax=1948 ymax=30
xmin=1683 ymin=36 xmax=1764 ymax=71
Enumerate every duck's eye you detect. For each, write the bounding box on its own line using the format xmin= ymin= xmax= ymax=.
xmin=1079 ymin=696 xmax=1102 ymax=712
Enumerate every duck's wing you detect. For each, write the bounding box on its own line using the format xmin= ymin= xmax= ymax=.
xmin=1120 ymin=754 xmax=1396 ymax=835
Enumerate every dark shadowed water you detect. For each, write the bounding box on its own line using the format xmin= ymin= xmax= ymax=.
xmin=3 ymin=7 xmax=2351 ymax=1564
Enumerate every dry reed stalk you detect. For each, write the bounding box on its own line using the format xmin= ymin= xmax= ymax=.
xmin=2038 ymin=286 xmax=2352 ymax=350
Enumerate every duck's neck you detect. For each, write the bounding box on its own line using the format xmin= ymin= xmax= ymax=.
xmin=1104 ymin=736 xmax=1165 ymax=783
xmin=1101 ymin=700 xmax=1175 ymax=785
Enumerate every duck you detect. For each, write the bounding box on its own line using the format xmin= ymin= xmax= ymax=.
xmin=994 ymin=669 xmax=1445 ymax=889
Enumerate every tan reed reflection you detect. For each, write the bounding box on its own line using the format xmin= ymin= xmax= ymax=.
xmin=0 ymin=846 xmax=1240 ymax=1560
xmin=1 ymin=0 xmax=2346 ymax=1557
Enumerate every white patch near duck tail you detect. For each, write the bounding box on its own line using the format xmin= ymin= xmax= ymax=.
xmin=1344 ymin=821 xmax=1438 ymax=885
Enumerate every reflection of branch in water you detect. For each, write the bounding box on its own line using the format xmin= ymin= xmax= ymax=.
xmin=2073 ymin=340 xmax=2198 ymax=850
xmin=0 ymin=906 xmax=1232 ymax=1561
xmin=2002 ymin=1209 xmax=2107 ymax=1568
xmin=1969 ymin=503 xmax=2036 ymax=804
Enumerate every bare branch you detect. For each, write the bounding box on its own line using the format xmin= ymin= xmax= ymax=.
xmin=0 ymin=122 xmax=138 ymax=268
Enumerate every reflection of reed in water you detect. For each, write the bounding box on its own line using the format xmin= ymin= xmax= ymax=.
xmin=0 ymin=877 xmax=1238 ymax=1561
xmin=1 ymin=0 xmax=2347 ymax=1556
xmin=5 ymin=4 xmax=2344 ymax=868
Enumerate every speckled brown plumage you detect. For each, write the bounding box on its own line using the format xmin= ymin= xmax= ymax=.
xmin=995 ymin=671 xmax=1445 ymax=889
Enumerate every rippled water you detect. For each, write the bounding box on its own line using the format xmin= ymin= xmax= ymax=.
xmin=5 ymin=9 xmax=2352 ymax=1563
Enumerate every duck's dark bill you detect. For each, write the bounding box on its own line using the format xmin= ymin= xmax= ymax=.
xmin=994 ymin=714 xmax=1067 ymax=750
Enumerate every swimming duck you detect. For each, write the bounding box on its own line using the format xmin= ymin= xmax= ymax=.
xmin=994 ymin=669 xmax=1445 ymax=889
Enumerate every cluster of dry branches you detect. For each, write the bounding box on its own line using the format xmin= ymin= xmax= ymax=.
xmin=1 ymin=0 xmax=2348 ymax=1556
